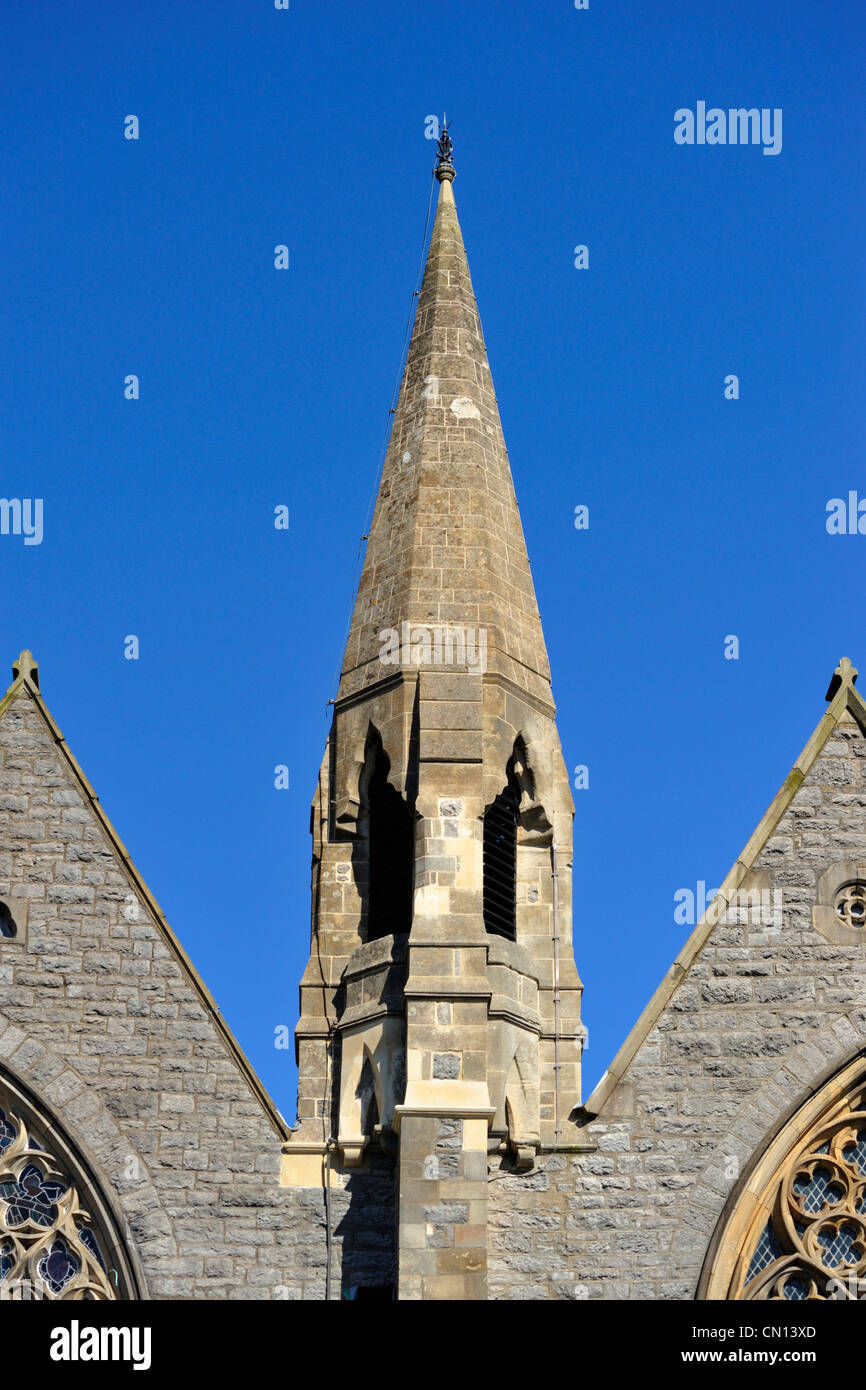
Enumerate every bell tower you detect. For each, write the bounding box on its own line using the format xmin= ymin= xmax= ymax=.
xmin=282 ymin=131 xmax=585 ymax=1300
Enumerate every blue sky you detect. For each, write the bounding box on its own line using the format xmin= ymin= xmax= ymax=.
xmin=2 ymin=0 xmax=865 ymax=1118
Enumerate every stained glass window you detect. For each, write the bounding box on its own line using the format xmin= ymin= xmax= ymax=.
xmin=791 ymin=1165 xmax=843 ymax=1214
xmin=37 ymin=1237 xmax=80 ymax=1295
xmin=0 ymin=1097 xmax=118 ymax=1301
xmin=732 ymin=1078 xmax=866 ymax=1300
xmin=77 ymin=1225 xmax=107 ymax=1271
xmin=0 ymin=1163 xmax=68 ymax=1228
xmin=745 ymin=1220 xmax=783 ymax=1282
xmin=0 ymin=1109 xmax=16 ymax=1153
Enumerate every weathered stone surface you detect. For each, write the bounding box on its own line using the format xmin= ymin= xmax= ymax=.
xmin=488 ymin=706 xmax=866 ymax=1299
xmin=0 ymin=684 xmax=355 ymax=1300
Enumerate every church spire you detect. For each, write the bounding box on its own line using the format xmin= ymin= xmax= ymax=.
xmin=339 ymin=130 xmax=553 ymax=707
xmin=286 ymin=146 xmax=584 ymax=1302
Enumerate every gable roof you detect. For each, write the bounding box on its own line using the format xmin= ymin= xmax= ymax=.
xmin=581 ymin=657 xmax=866 ymax=1119
xmin=0 ymin=651 xmax=290 ymax=1142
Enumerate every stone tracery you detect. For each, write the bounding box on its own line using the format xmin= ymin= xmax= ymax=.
xmin=729 ymin=1073 xmax=866 ymax=1300
xmin=0 ymin=1101 xmax=118 ymax=1301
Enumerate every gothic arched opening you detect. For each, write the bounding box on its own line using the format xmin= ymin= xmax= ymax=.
xmin=483 ymin=768 xmax=520 ymax=941
xmin=0 ymin=1069 xmax=141 ymax=1301
xmin=357 ymin=1056 xmax=380 ymax=1141
xmin=363 ymin=734 xmax=414 ymax=941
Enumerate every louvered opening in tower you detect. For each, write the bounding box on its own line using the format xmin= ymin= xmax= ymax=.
xmin=483 ymin=787 xmax=519 ymax=940
xmin=367 ymin=754 xmax=414 ymax=940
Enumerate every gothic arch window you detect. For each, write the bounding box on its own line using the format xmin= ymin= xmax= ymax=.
xmin=703 ymin=1056 xmax=866 ymax=1300
xmin=0 ymin=1072 xmax=139 ymax=1301
xmin=363 ymin=733 xmax=414 ymax=941
xmin=0 ymin=903 xmax=16 ymax=938
xmin=483 ymin=765 xmax=520 ymax=941
xmin=357 ymin=1055 xmax=380 ymax=1140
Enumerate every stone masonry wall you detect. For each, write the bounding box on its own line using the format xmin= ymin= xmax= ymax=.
xmin=7 ymin=671 xmax=866 ymax=1300
xmin=0 ymin=683 xmax=396 ymax=1300
xmin=487 ymin=711 xmax=866 ymax=1299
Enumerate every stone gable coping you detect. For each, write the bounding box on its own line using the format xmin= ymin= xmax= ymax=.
xmin=0 ymin=658 xmax=290 ymax=1142
xmin=581 ymin=661 xmax=866 ymax=1119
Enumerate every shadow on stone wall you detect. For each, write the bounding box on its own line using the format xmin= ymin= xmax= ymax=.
xmin=332 ymin=1147 xmax=398 ymax=1299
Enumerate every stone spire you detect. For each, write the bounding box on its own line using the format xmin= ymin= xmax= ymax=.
xmin=284 ymin=146 xmax=584 ymax=1303
xmin=339 ymin=135 xmax=552 ymax=707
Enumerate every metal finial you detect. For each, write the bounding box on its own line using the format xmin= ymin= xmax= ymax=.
xmin=435 ymin=117 xmax=455 ymax=182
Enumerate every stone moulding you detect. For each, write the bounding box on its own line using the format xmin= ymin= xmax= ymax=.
xmin=812 ymin=859 xmax=866 ymax=947
xmin=336 ymin=1015 xmax=404 ymax=1166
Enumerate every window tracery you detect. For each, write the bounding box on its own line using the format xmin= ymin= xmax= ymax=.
xmin=834 ymin=882 xmax=866 ymax=931
xmin=0 ymin=1102 xmax=119 ymax=1300
xmin=721 ymin=1070 xmax=866 ymax=1300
